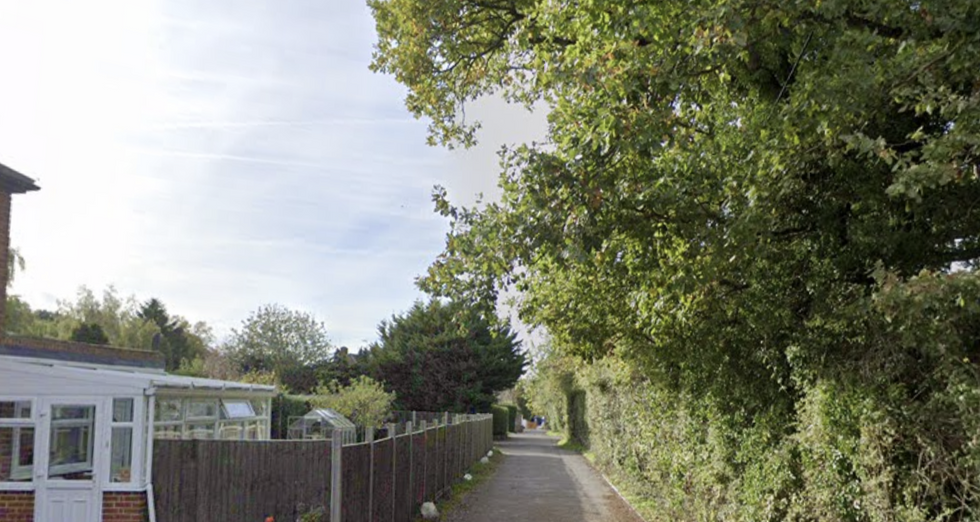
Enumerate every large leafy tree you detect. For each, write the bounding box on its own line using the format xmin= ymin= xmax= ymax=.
xmin=223 ymin=304 xmax=332 ymax=393
xmin=6 ymin=288 xmax=212 ymax=372
xmin=368 ymin=300 xmax=526 ymax=412
xmin=6 ymin=288 xmax=212 ymax=367
xmin=69 ymin=323 xmax=110 ymax=345
xmin=138 ymin=298 xmax=210 ymax=372
xmin=371 ymin=1 xmax=980 ymax=519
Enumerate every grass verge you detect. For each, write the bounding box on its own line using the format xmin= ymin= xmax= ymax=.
xmin=418 ymin=448 xmax=503 ymax=520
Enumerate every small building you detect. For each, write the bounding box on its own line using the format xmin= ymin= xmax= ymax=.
xmin=0 ymin=162 xmax=275 ymax=522
xmin=288 ymin=408 xmax=357 ymax=444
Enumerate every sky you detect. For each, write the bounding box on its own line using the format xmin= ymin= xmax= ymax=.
xmin=0 ymin=0 xmax=547 ymax=348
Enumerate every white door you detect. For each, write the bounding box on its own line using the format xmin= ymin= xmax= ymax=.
xmin=35 ymin=398 xmax=104 ymax=522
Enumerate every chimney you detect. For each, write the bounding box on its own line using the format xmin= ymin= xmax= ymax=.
xmin=0 ymin=162 xmax=40 ymax=335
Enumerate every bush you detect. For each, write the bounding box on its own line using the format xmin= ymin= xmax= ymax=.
xmin=504 ymin=404 xmax=518 ymax=432
xmin=311 ymin=375 xmax=395 ymax=428
xmin=491 ymin=405 xmax=509 ymax=439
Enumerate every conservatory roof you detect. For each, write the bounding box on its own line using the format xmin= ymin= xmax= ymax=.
xmin=303 ymin=408 xmax=356 ymax=428
xmin=0 ymin=356 xmax=276 ymax=394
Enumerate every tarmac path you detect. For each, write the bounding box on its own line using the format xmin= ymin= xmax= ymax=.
xmin=442 ymin=430 xmax=645 ymax=522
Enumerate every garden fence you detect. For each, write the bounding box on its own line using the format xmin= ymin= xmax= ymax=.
xmin=152 ymin=413 xmax=493 ymax=522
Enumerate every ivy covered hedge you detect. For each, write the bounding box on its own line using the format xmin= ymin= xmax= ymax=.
xmin=529 ymin=273 xmax=980 ymax=522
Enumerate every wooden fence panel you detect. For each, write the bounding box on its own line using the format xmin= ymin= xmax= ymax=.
xmin=342 ymin=443 xmax=371 ymax=522
xmin=372 ymin=438 xmax=394 ymax=522
xmin=448 ymin=424 xmax=458 ymax=484
xmin=412 ymin=431 xmax=427 ymax=506
xmin=394 ymin=435 xmax=413 ymax=522
xmin=153 ymin=440 xmax=331 ymax=522
xmin=435 ymin=426 xmax=447 ymax=499
xmin=153 ymin=416 xmax=492 ymax=522
xmin=425 ymin=428 xmax=438 ymax=502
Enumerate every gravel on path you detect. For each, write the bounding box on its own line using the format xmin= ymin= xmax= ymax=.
xmin=442 ymin=430 xmax=645 ymax=522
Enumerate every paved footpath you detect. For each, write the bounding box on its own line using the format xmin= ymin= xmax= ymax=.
xmin=443 ymin=430 xmax=645 ymax=522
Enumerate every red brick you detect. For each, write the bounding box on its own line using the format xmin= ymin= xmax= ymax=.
xmin=0 ymin=491 xmax=34 ymax=522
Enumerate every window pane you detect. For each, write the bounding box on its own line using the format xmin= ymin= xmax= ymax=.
xmin=49 ymin=426 xmax=94 ymax=479
xmin=0 ymin=401 xmax=31 ymax=419
xmin=113 ymin=399 xmax=134 ymax=423
xmin=110 ymin=427 xmax=133 ymax=483
xmin=51 ymin=405 xmax=93 ymax=421
xmin=218 ymin=423 xmax=243 ymax=440
xmin=0 ymin=427 xmax=34 ymax=482
xmin=186 ymin=401 xmax=217 ymax=419
xmin=246 ymin=421 xmax=264 ymax=440
xmin=250 ymin=399 xmax=267 ymax=416
xmin=155 ymin=399 xmax=182 ymax=422
xmin=185 ymin=423 xmax=215 ymax=440
xmin=248 ymin=420 xmax=268 ymax=440
xmin=220 ymin=400 xmax=255 ymax=419
xmin=153 ymin=425 xmax=181 ymax=440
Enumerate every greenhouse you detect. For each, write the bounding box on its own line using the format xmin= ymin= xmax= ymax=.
xmin=288 ymin=408 xmax=357 ymax=444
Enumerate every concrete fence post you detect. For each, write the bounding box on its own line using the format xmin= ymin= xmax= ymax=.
xmin=331 ymin=428 xmax=343 ymax=522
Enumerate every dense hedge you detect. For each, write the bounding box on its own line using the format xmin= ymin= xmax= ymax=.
xmin=491 ymin=405 xmax=510 ymax=439
xmin=504 ymin=404 xmax=518 ymax=433
xmin=531 ymin=310 xmax=980 ymax=522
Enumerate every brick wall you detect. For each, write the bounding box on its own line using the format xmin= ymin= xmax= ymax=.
xmin=0 ymin=190 xmax=10 ymax=333
xmin=0 ymin=490 xmax=149 ymax=521
xmin=0 ymin=426 xmax=11 ymax=480
xmin=103 ymin=491 xmax=149 ymax=522
xmin=0 ymin=491 xmax=34 ymax=522
xmin=0 ymin=335 xmax=165 ymax=369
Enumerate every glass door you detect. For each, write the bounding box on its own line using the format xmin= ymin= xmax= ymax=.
xmin=35 ymin=399 xmax=103 ymax=522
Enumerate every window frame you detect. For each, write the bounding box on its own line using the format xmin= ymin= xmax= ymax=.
xmin=107 ymin=398 xmax=136 ymax=486
xmin=46 ymin=404 xmax=96 ymax=479
xmin=102 ymin=395 xmax=145 ymax=492
xmin=151 ymin=394 xmax=273 ymax=441
xmin=0 ymin=397 xmax=37 ymax=490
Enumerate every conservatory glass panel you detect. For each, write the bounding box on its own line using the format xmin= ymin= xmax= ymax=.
xmin=186 ymin=400 xmax=218 ymax=420
xmin=0 ymin=401 xmax=31 ymax=419
xmin=185 ymin=422 xmax=215 ymax=440
xmin=155 ymin=399 xmax=182 ymax=422
xmin=110 ymin=427 xmax=133 ymax=483
xmin=220 ymin=400 xmax=254 ymax=419
xmin=113 ymin=398 xmax=134 ymax=423
xmin=246 ymin=421 xmax=265 ymax=440
xmin=48 ymin=405 xmax=95 ymax=479
xmin=52 ymin=405 xmax=93 ymax=421
xmin=154 ymin=425 xmax=181 ymax=440
xmin=219 ymin=423 xmax=243 ymax=440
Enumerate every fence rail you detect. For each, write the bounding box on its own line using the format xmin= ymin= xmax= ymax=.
xmin=152 ymin=413 xmax=493 ymax=522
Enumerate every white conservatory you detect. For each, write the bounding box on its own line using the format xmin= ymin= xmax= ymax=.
xmin=0 ymin=336 xmax=275 ymax=522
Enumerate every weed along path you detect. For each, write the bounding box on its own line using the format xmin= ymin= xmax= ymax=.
xmin=442 ymin=430 xmax=644 ymax=522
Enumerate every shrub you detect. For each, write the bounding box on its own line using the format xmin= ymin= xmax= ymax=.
xmin=311 ymin=375 xmax=395 ymax=428
xmin=504 ymin=404 xmax=518 ymax=432
xmin=491 ymin=405 xmax=509 ymax=438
